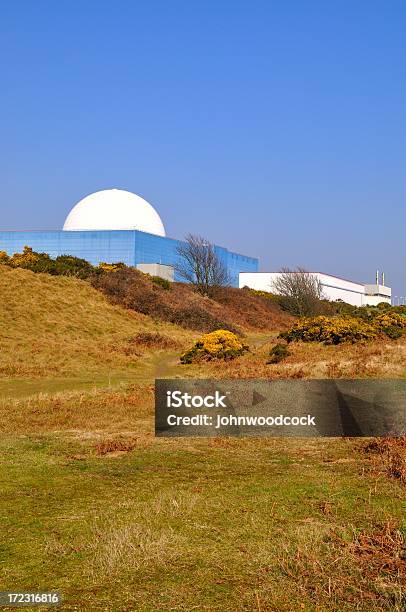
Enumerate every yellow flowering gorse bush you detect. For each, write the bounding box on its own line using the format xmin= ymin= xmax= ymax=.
xmin=180 ymin=329 xmax=249 ymax=364
xmin=280 ymin=313 xmax=406 ymax=345
xmin=9 ymin=246 xmax=41 ymax=267
xmin=373 ymin=312 xmax=406 ymax=339
xmin=98 ymin=262 xmax=126 ymax=273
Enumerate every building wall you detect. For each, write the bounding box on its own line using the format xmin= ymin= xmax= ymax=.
xmin=364 ymin=284 xmax=391 ymax=298
xmin=239 ymin=272 xmax=391 ymax=306
xmin=0 ymin=230 xmax=258 ymax=287
xmin=225 ymin=250 xmax=258 ymax=287
xmin=316 ymin=273 xmax=366 ymax=307
xmin=363 ymin=295 xmax=388 ymax=307
xmin=0 ymin=230 xmax=137 ymax=267
xmin=136 ymin=263 xmax=174 ymax=281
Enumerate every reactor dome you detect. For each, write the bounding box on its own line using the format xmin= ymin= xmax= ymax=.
xmin=62 ymin=189 xmax=166 ymax=236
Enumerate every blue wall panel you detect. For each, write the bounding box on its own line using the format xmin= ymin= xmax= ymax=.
xmin=0 ymin=230 xmax=258 ymax=287
xmin=0 ymin=230 xmax=136 ymax=267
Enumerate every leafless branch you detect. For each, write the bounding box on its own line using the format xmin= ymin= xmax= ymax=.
xmin=175 ymin=234 xmax=230 ymax=295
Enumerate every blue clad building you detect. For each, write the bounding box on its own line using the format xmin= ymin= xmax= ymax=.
xmin=0 ymin=189 xmax=258 ymax=286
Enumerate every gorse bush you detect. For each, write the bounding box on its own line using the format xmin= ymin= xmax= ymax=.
xmin=98 ymin=262 xmax=126 ymax=273
xmin=150 ymin=275 xmax=171 ymax=290
xmin=180 ymin=330 xmax=249 ymax=364
xmin=373 ymin=312 xmax=406 ymax=339
xmin=53 ymin=254 xmax=98 ymax=278
xmin=328 ymin=300 xmax=406 ymax=322
xmin=267 ymin=343 xmax=292 ymax=364
xmin=280 ymin=316 xmax=378 ymax=345
xmin=280 ymin=313 xmax=406 ymax=345
xmin=248 ymin=288 xmax=280 ymax=302
xmin=0 ymin=246 xmax=127 ymax=279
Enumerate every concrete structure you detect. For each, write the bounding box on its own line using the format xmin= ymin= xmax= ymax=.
xmin=239 ymin=272 xmax=392 ymax=306
xmin=136 ymin=262 xmax=174 ymax=282
xmin=0 ymin=189 xmax=258 ymax=287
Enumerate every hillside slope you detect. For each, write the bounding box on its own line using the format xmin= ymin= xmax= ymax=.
xmin=0 ymin=267 xmax=190 ymax=379
xmin=92 ymin=268 xmax=293 ymax=333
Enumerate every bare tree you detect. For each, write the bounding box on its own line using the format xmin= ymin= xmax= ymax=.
xmin=175 ymin=234 xmax=230 ymax=295
xmin=272 ymin=267 xmax=324 ymax=316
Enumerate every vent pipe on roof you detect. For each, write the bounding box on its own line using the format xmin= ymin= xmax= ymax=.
xmin=376 ymin=269 xmax=379 ymax=285
xmin=382 ymin=272 xmax=385 ymax=286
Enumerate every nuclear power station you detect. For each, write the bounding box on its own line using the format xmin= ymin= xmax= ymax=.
xmin=0 ymin=189 xmax=258 ymax=286
xmin=0 ymin=188 xmax=392 ymax=304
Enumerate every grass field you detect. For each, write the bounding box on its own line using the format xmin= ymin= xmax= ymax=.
xmin=0 ymin=270 xmax=404 ymax=611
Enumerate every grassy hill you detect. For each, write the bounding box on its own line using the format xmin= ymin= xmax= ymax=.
xmin=0 ymin=266 xmax=293 ymax=394
xmin=0 ymin=267 xmax=192 ymax=394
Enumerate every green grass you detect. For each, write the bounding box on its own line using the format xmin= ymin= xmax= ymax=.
xmin=0 ymin=435 xmax=404 ymax=611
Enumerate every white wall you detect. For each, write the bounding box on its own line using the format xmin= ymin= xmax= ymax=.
xmin=239 ymin=272 xmax=391 ymax=307
xmin=316 ymin=273 xmax=365 ymax=307
xmin=239 ymin=272 xmax=280 ymax=292
xmin=364 ymin=284 xmax=391 ymax=298
xmin=136 ymin=263 xmax=174 ymax=281
xmin=363 ymin=295 xmax=391 ymax=306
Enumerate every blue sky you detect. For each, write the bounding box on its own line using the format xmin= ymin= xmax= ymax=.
xmin=1 ymin=1 xmax=405 ymax=294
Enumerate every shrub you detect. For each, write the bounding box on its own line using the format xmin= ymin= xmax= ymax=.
xmin=151 ymin=275 xmax=171 ymax=290
xmin=280 ymin=312 xmax=406 ymax=345
xmin=9 ymin=246 xmax=56 ymax=273
xmin=92 ymin=268 xmax=240 ymax=333
xmin=279 ymin=316 xmax=378 ymax=345
xmin=54 ymin=254 xmax=98 ymax=278
xmin=373 ymin=312 xmax=406 ymax=339
xmin=0 ymin=251 xmax=10 ymax=264
xmin=170 ymin=306 xmax=240 ymax=334
xmin=272 ymin=267 xmax=326 ymax=316
xmin=391 ymin=305 xmax=406 ymax=316
xmin=98 ymin=262 xmax=126 ymax=273
xmin=248 ymin=289 xmax=280 ymax=302
xmin=3 ymin=246 xmax=99 ymax=278
xmin=267 ymin=343 xmax=292 ymax=364
xmin=180 ymin=330 xmax=249 ymax=364
xmin=377 ymin=301 xmax=391 ymax=310
xmin=131 ymin=331 xmax=179 ymax=349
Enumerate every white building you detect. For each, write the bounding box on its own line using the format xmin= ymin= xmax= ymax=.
xmin=239 ymin=271 xmax=392 ymax=307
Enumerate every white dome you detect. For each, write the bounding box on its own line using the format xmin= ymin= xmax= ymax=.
xmin=63 ymin=189 xmax=166 ymax=236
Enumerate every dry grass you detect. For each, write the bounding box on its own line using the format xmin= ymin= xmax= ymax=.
xmin=327 ymin=520 xmax=405 ymax=605
xmin=86 ymin=491 xmax=199 ymax=578
xmin=93 ymin=436 xmax=138 ymax=456
xmin=0 ymin=385 xmax=154 ymax=435
xmin=0 ymin=267 xmax=190 ymax=378
xmin=187 ymin=336 xmax=406 ymax=380
xmin=363 ymin=438 xmax=406 ymax=482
